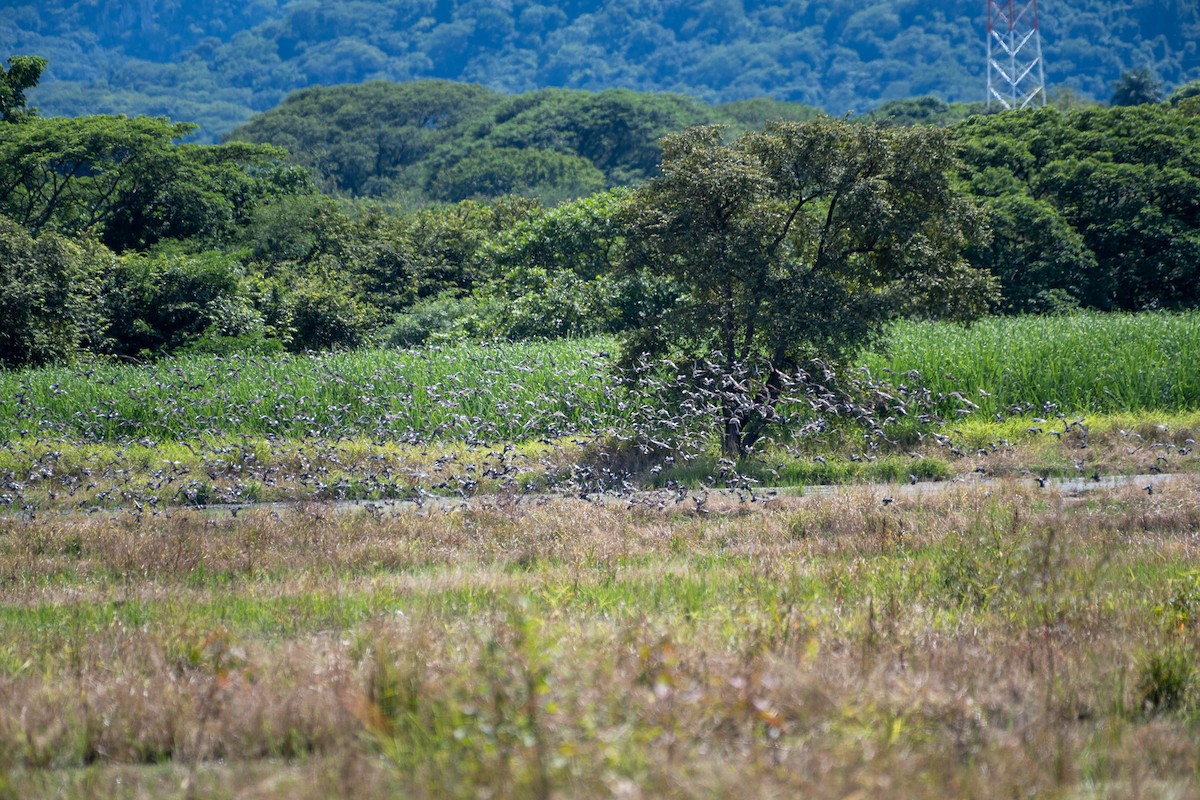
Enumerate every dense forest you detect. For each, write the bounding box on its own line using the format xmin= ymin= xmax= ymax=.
xmin=226 ymin=81 xmax=825 ymax=203
xmin=5 ymin=45 xmax=1200 ymax=370
xmin=6 ymin=0 xmax=1199 ymax=141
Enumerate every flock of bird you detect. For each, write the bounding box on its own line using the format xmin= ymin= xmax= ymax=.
xmin=0 ymin=347 xmax=1192 ymax=517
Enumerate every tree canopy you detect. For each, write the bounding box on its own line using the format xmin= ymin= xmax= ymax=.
xmin=0 ymin=114 xmax=310 ymax=250
xmin=8 ymin=1 xmax=1200 ymax=140
xmin=226 ymin=81 xmax=815 ymax=206
xmin=3 ymin=56 xmax=1200 ymax=373
xmin=0 ymin=55 xmax=47 ymax=123
xmin=955 ymin=104 xmax=1200 ymax=312
xmin=622 ymin=119 xmax=994 ymax=455
xmin=1111 ymin=68 xmax=1166 ymax=106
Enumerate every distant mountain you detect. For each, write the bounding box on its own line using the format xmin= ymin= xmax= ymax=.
xmin=6 ymin=0 xmax=1200 ymax=140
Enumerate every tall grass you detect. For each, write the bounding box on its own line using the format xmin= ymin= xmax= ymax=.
xmin=2 ymin=312 xmax=1199 ymax=444
xmin=3 ymin=485 xmax=1200 ymax=797
xmin=863 ymin=311 xmax=1200 ymax=417
xmin=0 ymin=338 xmax=626 ymax=443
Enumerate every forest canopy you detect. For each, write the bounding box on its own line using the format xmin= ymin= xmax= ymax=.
xmin=224 ymin=81 xmax=820 ymax=205
xmin=6 ymin=0 xmax=1199 ymax=141
xmin=3 ymin=46 xmax=1200 ymax=369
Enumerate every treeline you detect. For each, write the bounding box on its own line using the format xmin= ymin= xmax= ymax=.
xmin=8 ymin=0 xmax=1200 ymax=140
xmin=960 ymin=102 xmax=1200 ymax=313
xmin=227 ymin=80 xmax=1200 ymax=208
xmin=3 ymin=60 xmax=1200 ymax=369
xmin=226 ymin=81 xmax=821 ymax=204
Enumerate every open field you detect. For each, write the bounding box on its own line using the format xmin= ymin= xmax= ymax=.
xmin=2 ymin=311 xmax=1200 ymax=797
xmin=863 ymin=312 xmax=1200 ymax=417
xmin=2 ymin=481 xmax=1200 ymax=798
xmin=3 ymin=311 xmax=1199 ymax=514
xmin=4 ymin=311 xmax=1200 ymax=445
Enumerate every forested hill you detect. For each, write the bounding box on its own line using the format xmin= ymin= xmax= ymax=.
xmin=225 ymin=82 xmax=826 ymax=203
xmin=7 ymin=0 xmax=1199 ymax=141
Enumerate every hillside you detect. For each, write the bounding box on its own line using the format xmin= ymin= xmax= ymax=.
xmin=225 ymin=81 xmax=822 ymax=203
xmin=5 ymin=0 xmax=1199 ymax=140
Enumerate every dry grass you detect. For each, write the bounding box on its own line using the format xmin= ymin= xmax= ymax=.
xmin=1 ymin=478 xmax=1199 ymax=798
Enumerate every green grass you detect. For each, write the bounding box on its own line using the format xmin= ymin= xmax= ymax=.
xmin=655 ymin=452 xmax=955 ymax=489
xmin=0 ymin=338 xmax=625 ymax=443
xmin=4 ymin=314 xmax=1200 ymax=797
xmin=3 ymin=312 xmax=1200 ymax=448
xmin=3 ymin=486 xmax=1200 ymax=799
xmin=863 ymin=311 xmax=1200 ymax=416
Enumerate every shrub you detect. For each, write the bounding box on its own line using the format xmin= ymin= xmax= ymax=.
xmin=1134 ymin=646 xmax=1196 ymax=716
xmin=0 ymin=216 xmax=108 ymax=368
xmin=103 ymin=249 xmax=256 ymax=358
xmin=286 ymin=271 xmax=380 ymax=351
xmin=380 ymin=292 xmax=495 ymax=346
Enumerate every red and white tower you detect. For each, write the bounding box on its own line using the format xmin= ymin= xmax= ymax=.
xmin=987 ymin=0 xmax=1047 ymax=109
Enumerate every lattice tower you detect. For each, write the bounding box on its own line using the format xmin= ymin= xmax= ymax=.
xmin=987 ymin=0 xmax=1047 ymax=109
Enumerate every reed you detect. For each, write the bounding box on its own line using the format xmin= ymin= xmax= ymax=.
xmin=2 ymin=311 xmax=1199 ymax=446
xmin=863 ymin=311 xmax=1200 ymax=416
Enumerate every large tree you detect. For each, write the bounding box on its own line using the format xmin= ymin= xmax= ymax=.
xmin=1111 ymin=68 xmax=1166 ymax=106
xmin=0 ymin=114 xmax=307 ymax=249
xmin=624 ymin=119 xmax=994 ymax=456
xmin=0 ymin=55 xmax=47 ymax=123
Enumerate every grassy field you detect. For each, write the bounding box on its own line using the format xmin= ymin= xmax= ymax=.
xmin=863 ymin=311 xmax=1200 ymax=416
xmin=0 ymin=338 xmax=624 ymax=443
xmin=2 ymin=311 xmax=1200 ymax=797
xmin=3 ymin=311 xmax=1199 ymax=445
xmin=1 ymin=483 xmax=1199 ymax=798
xmin=2 ymin=311 xmax=1198 ymax=513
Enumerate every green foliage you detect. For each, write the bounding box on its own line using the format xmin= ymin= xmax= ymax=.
xmin=966 ymin=194 xmax=1095 ymax=314
xmin=228 ymin=81 xmax=502 ymax=197
xmin=1111 ymin=68 xmax=1166 ymax=106
xmin=2 ymin=310 xmax=1200 ymax=445
xmin=286 ymin=273 xmax=380 ymax=352
xmin=1134 ymin=646 xmax=1195 ymax=716
xmin=626 ymin=120 xmax=993 ymax=364
xmin=381 ymin=292 xmax=497 ymax=347
xmin=955 ymin=104 xmax=1200 ymax=312
xmin=102 ymin=249 xmax=271 ymax=358
xmin=0 ymin=113 xmax=308 ymax=250
xmin=1168 ymin=78 xmax=1200 ymax=106
xmin=0 ymin=115 xmax=194 ymax=236
xmin=0 ymin=338 xmax=626 ymax=442
xmin=428 ymin=146 xmax=605 ymax=204
xmin=488 ymin=189 xmax=632 ymax=282
xmin=11 ymin=2 xmax=1200 ymax=142
xmin=623 ymin=118 xmax=993 ymax=455
xmin=0 ymin=55 xmax=47 ymax=123
xmin=1155 ymin=572 xmax=1200 ymax=633
xmin=476 ymin=188 xmax=676 ymax=340
xmin=0 ymin=216 xmax=108 ymax=368
xmin=8 ymin=61 xmax=1200 ymax=368
xmin=862 ymin=312 xmax=1200 ymax=415
xmin=862 ymin=96 xmax=985 ymax=127
xmin=714 ymin=98 xmax=822 ymax=136
xmin=474 ymin=88 xmax=714 ymax=186
xmin=400 ymin=197 xmax=542 ymax=298
xmin=228 ymin=82 xmax=743 ymax=205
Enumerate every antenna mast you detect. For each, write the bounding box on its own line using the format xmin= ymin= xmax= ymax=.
xmin=987 ymin=0 xmax=1047 ymax=109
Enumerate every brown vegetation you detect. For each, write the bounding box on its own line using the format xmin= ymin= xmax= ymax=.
xmin=1 ymin=476 xmax=1199 ymax=798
